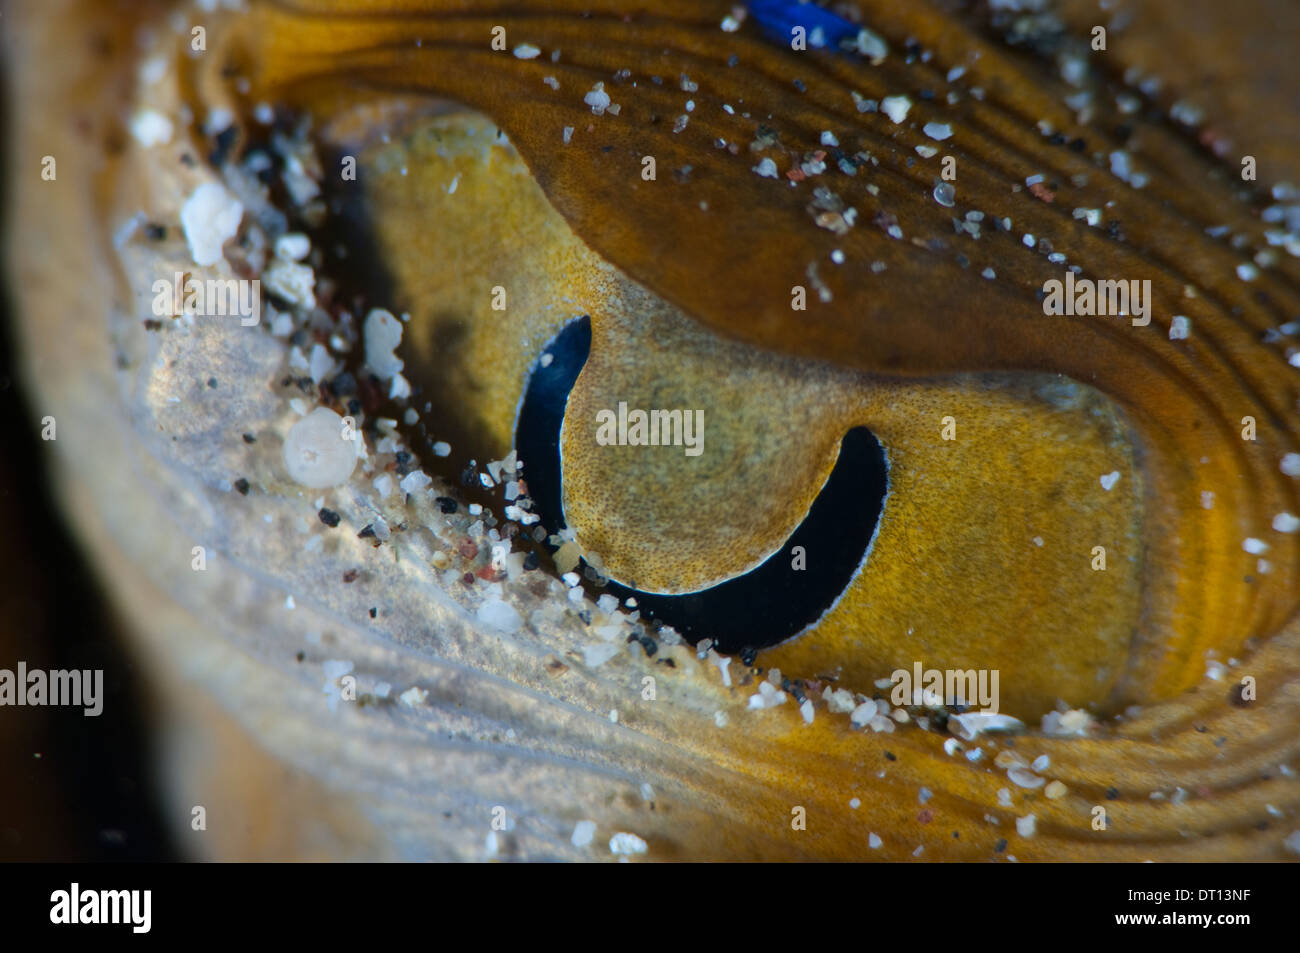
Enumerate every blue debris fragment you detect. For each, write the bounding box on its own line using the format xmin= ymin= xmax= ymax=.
xmin=746 ymin=1 xmax=860 ymax=48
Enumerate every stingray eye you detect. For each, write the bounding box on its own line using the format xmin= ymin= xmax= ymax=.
xmin=351 ymin=110 xmax=1151 ymax=721
xmin=210 ymin=0 xmax=1298 ymax=751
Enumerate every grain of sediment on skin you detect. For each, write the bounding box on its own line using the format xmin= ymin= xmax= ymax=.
xmin=180 ymin=182 xmax=243 ymax=267
xmin=608 ymin=832 xmax=647 ymax=856
xmin=1008 ymin=766 xmax=1045 ymax=789
xmin=880 ymin=95 xmax=911 ymax=123
xmin=584 ymin=82 xmax=613 ymax=115
xmin=571 ymin=820 xmax=597 ymax=848
xmin=284 ymin=407 xmax=358 ymax=488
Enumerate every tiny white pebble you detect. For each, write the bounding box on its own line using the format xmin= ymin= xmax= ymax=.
xmin=180 ymin=183 xmax=243 ymax=267
xmin=571 ymin=820 xmax=596 ymax=847
xmin=129 ymin=109 xmax=173 ymax=148
xmin=584 ymin=82 xmax=612 ymax=114
xmin=923 ymin=122 xmax=952 ymax=140
xmin=399 ymin=686 xmax=428 ymax=707
xmin=880 ymin=95 xmax=911 ymax=123
xmin=1008 ymin=766 xmax=1045 ymax=789
xmin=1273 ymin=512 xmax=1300 ymax=533
xmin=855 ymin=28 xmax=888 ymax=61
xmin=1243 ymin=537 xmax=1270 ymax=555
xmin=364 ymin=309 xmax=404 ymax=379
xmin=399 ymin=471 xmax=431 ymax=496
xmin=283 ymin=408 xmax=358 ymax=488
xmin=138 ymin=57 xmax=167 ymax=86
xmin=1100 ymin=470 xmax=1120 ymax=491
xmin=608 ymin=831 xmax=647 ymax=855
xmin=275 ymin=232 xmax=311 ymax=262
xmin=513 ymin=43 xmax=541 ymax=59
xmin=1016 ymin=814 xmax=1036 ymax=838
xmin=202 ymin=108 xmax=234 ymax=137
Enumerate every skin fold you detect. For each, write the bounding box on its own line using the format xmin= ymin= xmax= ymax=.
xmin=5 ymin=0 xmax=1300 ymax=860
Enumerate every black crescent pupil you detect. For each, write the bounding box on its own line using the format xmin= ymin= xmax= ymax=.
xmin=514 ymin=316 xmax=888 ymax=655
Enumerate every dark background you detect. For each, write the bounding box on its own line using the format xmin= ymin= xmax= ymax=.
xmin=0 ymin=78 xmax=176 ymax=862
